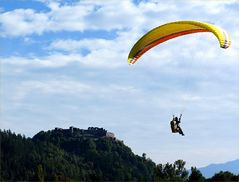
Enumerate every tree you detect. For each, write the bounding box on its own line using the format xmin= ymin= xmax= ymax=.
xmin=36 ymin=165 xmax=44 ymax=182
xmin=142 ymin=153 xmax=146 ymax=159
xmin=188 ymin=167 xmax=205 ymax=182
xmin=154 ymin=160 xmax=188 ymax=181
xmin=174 ymin=159 xmax=188 ymax=181
xmin=208 ymin=171 xmax=238 ymax=181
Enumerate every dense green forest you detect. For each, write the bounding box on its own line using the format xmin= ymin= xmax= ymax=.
xmin=1 ymin=127 xmax=238 ymax=181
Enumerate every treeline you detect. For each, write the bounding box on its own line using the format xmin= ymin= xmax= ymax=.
xmin=1 ymin=129 xmax=238 ymax=181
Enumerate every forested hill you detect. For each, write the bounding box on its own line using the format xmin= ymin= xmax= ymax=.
xmin=1 ymin=127 xmax=156 ymax=181
xmin=1 ymin=127 xmax=238 ymax=181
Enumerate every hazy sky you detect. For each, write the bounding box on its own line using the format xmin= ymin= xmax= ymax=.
xmin=1 ymin=0 xmax=238 ymax=168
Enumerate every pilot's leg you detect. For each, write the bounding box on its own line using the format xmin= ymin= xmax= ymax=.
xmin=178 ymin=127 xmax=184 ymax=136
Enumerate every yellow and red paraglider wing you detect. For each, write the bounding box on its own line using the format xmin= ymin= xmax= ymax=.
xmin=128 ymin=20 xmax=231 ymax=64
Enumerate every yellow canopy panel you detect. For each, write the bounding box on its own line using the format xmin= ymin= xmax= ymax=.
xmin=128 ymin=20 xmax=231 ymax=64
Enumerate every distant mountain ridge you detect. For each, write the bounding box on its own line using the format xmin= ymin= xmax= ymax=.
xmin=199 ymin=159 xmax=239 ymax=178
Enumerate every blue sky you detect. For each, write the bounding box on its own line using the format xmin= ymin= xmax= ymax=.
xmin=1 ymin=0 xmax=238 ymax=168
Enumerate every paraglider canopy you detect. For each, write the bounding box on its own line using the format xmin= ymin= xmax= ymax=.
xmin=128 ymin=20 xmax=231 ymax=64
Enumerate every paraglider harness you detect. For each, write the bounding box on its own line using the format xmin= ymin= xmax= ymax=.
xmin=170 ymin=114 xmax=184 ymax=136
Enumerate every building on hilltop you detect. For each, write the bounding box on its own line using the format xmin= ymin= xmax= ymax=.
xmin=54 ymin=127 xmax=63 ymax=131
xmin=106 ymin=132 xmax=115 ymax=139
xmin=69 ymin=126 xmax=79 ymax=133
xmin=87 ymin=127 xmax=107 ymax=137
xmin=54 ymin=126 xmax=115 ymax=139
